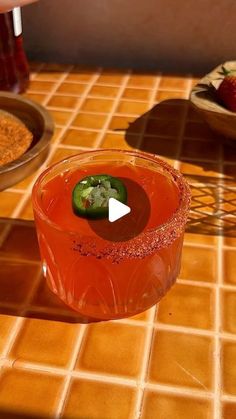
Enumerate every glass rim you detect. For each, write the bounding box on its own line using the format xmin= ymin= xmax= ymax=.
xmin=32 ymin=149 xmax=191 ymax=258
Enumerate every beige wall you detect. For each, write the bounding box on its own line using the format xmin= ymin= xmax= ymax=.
xmin=23 ymin=0 xmax=236 ymax=73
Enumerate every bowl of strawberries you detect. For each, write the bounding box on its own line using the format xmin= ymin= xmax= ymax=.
xmin=190 ymin=61 xmax=236 ymax=140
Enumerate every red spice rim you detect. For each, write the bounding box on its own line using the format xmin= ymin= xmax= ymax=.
xmin=32 ymin=149 xmax=191 ymax=259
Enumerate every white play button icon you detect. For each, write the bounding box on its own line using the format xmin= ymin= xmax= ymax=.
xmin=108 ymin=198 xmax=131 ymax=223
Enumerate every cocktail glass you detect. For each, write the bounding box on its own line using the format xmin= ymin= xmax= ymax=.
xmin=32 ymin=150 xmax=191 ymax=320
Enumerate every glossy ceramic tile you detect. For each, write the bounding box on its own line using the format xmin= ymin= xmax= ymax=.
xmin=0 ymin=192 xmax=22 ymax=217
xmin=116 ymin=100 xmax=149 ymax=115
xmin=81 ymin=98 xmax=114 ymax=113
xmin=0 ymin=223 xmax=40 ymax=261
xmin=222 ymin=402 xmax=236 ymax=419
xmin=61 ymin=128 xmax=99 ymax=147
xmin=62 ymin=379 xmax=137 ymax=419
xmin=0 ymin=368 xmax=63 ymax=418
xmin=89 ymin=85 xmax=119 ymax=98
xmin=223 ymin=250 xmax=236 ymax=285
xmin=142 ymin=391 xmax=213 ymax=419
xmin=222 ymin=340 xmax=236 ymax=395
xmin=11 ymin=318 xmax=80 ymax=367
xmin=0 ymin=64 xmax=234 ymax=419
xmin=71 ymin=112 xmax=107 ymax=129
xmin=76 ymin=322 xmax=146 ymax=378
xmin=47 ymin=95 xmax=79 ymax=109
xmin=180 ymin=246 xmax=217 ymax=282
xmin=56 ymin=82 xmax=87 ymax=95
xmin=0 ymin=260 xmax=40 ymax=306
xmin=157 ymin=283 xmax=215 ymax=330
xmin=148 ymin=330 xmax=213 ymax=390
xmin=221 ymin=290 xmax=236 ymax=334
xmin=101 ymin=133 xmax=138 ymax=149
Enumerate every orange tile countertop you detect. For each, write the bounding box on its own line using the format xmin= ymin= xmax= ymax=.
xmin=0 ymin=63 xmax=236 ymax=419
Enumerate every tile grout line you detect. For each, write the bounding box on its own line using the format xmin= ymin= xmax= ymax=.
xmin=214 ymin=144 xmax=224 ymax=419
xmin=174 ymin=77 xmax=193 ymax=171
xmin=0 ymin=267 xmax=43 ymax=362
xmin=134 ymin=305 xmax=157 ymax=419
xmin=135 ymin=74 xmax=162 ymax=150
xmin=92 ymin=72 xmax=132 ymax=149
xmin=55 ymin=324 xmax=87 ymax=418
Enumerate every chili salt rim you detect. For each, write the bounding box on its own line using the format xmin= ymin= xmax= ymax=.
xmin=32 ymin=149 xmax=191 ymax=260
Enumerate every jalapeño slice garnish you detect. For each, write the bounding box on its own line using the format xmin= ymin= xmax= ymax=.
xmin=72 ymin=174 xmax=127 ymax=219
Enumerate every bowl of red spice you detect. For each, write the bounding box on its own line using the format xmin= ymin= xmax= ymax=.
xmin=0 ymin=91 xmax=54 ymax=191
xmin=190 ymin=61 xmax=236 ymax=140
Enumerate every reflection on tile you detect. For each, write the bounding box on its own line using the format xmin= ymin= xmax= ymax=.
xmin=222 ymin=402 xmax=236 ymax=419
xmin=47 ymin=95 xmax=79 ymax=109
xmin=12 ymin=172 xmax=38 ymax=191
xmin=222 ymin=290 xmax=236 ymax=334
xmin=0 ymin=224 xmax=40 ymax=261
xmin=101 ymin=133 xmax=138 ymax=149
xmin=89 ymin=85 xmax=119 ymax=98
xmin=222 ymin=340 xmax=236 ymax=395
xmin=116 ymin=100 xmax=149 ymax=115
xmin=142 ymin=390 xmax=212 ymax=419
xmin=223 ymin=250 xmax=236 ymax=285
xmin=76 ymin=323 xmax=146 ymax=378
xmin=61 ymin=129 xmax=98 ymax=148
xmin=62 ymin=379 xmax=136 ymax=419
xmin=0 ymin=260 xmax=39 ymax=306
xmin=81 ymin=98 xmax=114 ymax=113
xmin=72 ymin=113 xmax=107 ymax=129
xmin=0 ymin=192 xmax=22 ymax=217
xmin=157 ymin=283 xmax=214 ymax=330
xmin=56 ymin=82 xmax=87 ymax=95
xmin=0 ymin=315 xmax=17 ymax=355
xmin=0 ymin=368 xmax=63 ymax=417
xmin=148 ymin=330 xmax=213 ymax=390
xmin=11 ymin=318 xmax=79 ymax=367
xmin=180 ymin=246 xmax=216 ymax=282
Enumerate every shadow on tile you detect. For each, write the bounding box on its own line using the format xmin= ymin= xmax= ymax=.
xmin=122 ymin=99 xmax=236 ymax=238
xmin=0 ymin=218 xmax=100 ymax=324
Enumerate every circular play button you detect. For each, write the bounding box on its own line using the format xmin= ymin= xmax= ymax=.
xmin=87 ymin=177 xmax=150 ymax=242
xmin=108 ymin=198 xmax=131 ymax=223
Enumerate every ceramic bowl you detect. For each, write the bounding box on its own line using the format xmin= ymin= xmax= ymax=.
xmin=0 ymin=91 xmax=54 ymax=191
xmin=190 ymin=61 xmax=236 ymax=140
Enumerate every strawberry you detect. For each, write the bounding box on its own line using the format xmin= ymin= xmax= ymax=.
xmin=216 ymin=66 xmax=236 ymax=112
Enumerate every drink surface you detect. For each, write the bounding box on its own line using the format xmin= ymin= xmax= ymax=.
xmin=40 ymin=162 xmax=180 ymax=237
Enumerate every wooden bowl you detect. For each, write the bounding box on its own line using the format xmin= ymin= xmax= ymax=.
xmin=190 ymin=61 xmax=236 ymax=140
xmin=0 ymin=92 xmax=54 ymax=191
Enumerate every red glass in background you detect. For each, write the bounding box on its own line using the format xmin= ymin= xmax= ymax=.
xmin=0 ymin=8 xmax=29 ymax=93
